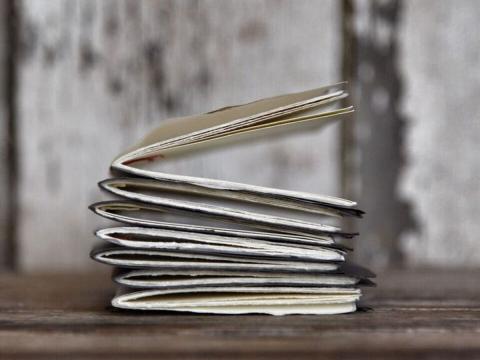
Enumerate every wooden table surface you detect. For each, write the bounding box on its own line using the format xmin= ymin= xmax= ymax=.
xmin=1 ymin=269 xmax=480 ymax=359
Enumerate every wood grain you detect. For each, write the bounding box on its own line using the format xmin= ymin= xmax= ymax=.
xmin=16 ymin=0 xmax=341 ymax=271
xmin=343 ymin=0 xmax=416 ymax=268
xmin=6 ymin=0 xmax=480 ymax=271
xmin=1 ymin=269 xmax=480 ymax=359
xmin=0 ymin=0 xmax=18 ymax=270
xmin=0 ymin=0 xmax=8 ymax=269
xmin=399 ymin=0 xmax=480 ymax=266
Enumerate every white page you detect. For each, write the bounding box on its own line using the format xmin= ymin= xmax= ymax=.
xmin=96 ymin=227 xmax=345 ymax=262
xmin=91 ymin=201 xmax=338 ymax=246
xmin=90 ymin=244 xmax=341 ymax=272
xmin=112 ymin=286 xmax=361 ymax=315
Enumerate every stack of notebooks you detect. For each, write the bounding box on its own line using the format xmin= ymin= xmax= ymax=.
xmin=90 ymin=83 xmax=374 ymax=315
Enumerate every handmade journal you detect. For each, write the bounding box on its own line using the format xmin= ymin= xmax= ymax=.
xmin=90 ymin=83 xmax=374 ymax=315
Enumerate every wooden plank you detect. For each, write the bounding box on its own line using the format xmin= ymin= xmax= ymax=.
xmin=344 ymin=0 xmax=417 ymax=268
xmin=1 ymin=269 xmax=480 ymax=359
xmin=399 ymin=0 xmax=480 ymax=265
xmin=0 ymin=0 xmax=8 ymax=269
xmin=16 ymin=0 xmax=342 ymax=271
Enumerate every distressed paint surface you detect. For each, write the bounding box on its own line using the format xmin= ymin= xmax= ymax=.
xmin=399 ymin=0 xmax=480 ymax=265
xmin=347 ymin=0 xmax=416 ymax=269
xmin=16 ymin=0 xmax=341 ymax=270
xmin=0 ymin=0 xmax=18 ymax=270
xmin=0 ymin=0 xmax=8 ymax=268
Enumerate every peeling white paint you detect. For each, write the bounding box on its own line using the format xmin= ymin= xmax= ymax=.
xmin=399 ymin=0 xmax=480 ymax=266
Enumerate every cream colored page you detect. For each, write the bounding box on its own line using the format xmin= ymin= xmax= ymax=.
xmin=153 ymin=302 xmax=357 ymax=315
xmin=115 ymin=83 xmax=346 ymax=161
xmin=105 ymin=108 xmax=358 ymax=212
xmin=112 ymin=287 xmax=360 ymax=315
xmin=136 ymin=107 xmax=352 ymax=162
xmin=91 ymin=202 xmax=334 ymax=245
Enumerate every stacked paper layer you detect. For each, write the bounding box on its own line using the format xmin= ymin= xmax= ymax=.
xmin=90 ymin=83 xmax=374 ymax=315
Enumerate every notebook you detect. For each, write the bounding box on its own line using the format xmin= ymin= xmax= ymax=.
xmin=90 ymin=82 xmax=374 ymax=315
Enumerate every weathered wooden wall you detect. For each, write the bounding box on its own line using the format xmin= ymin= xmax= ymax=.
xmin=0 ymin=0 xmax=9 ymax=269
xmin=399 ymin=0 xmax=480 ymax=266
xmin=343 ymin=0 xmax=480 ymax=268
xmin=1 ymin=0 xmax=479 ymax=271
xmin=0 ymin=0 xmax=17 ymax=270
xmin=14 ymin=0 xmax=341 ymax=271
xmin=345 ymin=0 xmax=416 ymax=268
